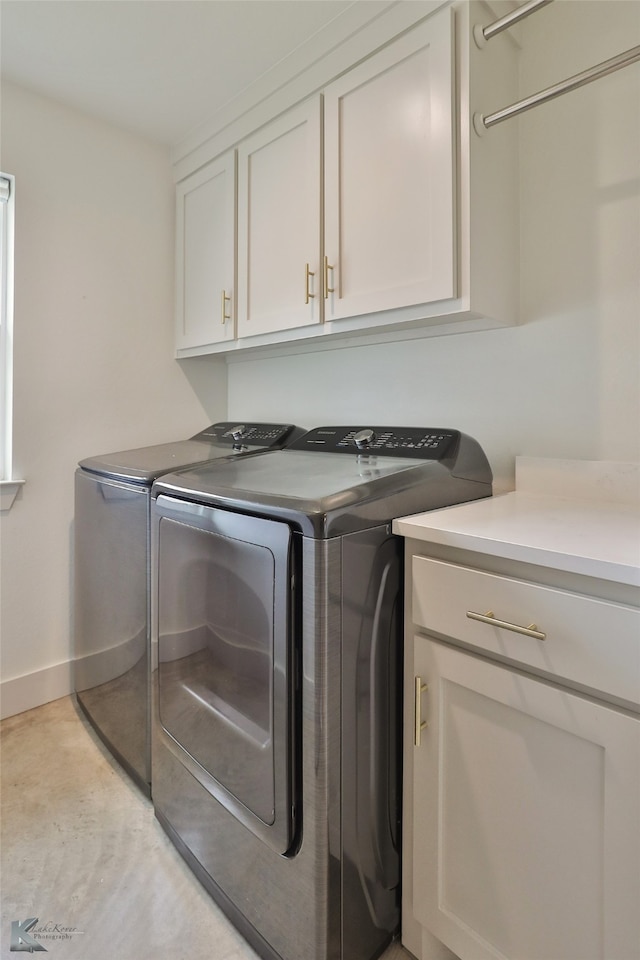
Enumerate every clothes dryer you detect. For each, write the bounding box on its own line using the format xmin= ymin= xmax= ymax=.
xmin=151 ymin=425 xmax=492 ymax=960
xmin=73 ymin=422 xmax=303 ymax=795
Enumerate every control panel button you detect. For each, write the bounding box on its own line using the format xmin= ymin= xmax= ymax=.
xmin=353 ymin=428 xmax=376 ymax=449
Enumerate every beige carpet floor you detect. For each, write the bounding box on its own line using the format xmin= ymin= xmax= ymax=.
xmin=0 ymin=696 xmax=413 ymax=960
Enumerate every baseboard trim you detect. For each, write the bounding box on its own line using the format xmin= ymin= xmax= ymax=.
xmin=0 ymin=660 xmax=72 ymax=720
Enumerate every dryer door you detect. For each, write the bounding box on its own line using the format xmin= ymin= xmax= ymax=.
xmin=154 ymin=495 xmax=297 ymax=854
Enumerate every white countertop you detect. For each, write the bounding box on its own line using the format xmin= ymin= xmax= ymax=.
xmin=393 ymin=459 xmax=640 ymax=587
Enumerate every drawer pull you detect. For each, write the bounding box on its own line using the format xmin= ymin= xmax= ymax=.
xmin=466 ymin=610 xmax=547 ymax=641
xmin=415 ymin=676 xmax=428 ymax=746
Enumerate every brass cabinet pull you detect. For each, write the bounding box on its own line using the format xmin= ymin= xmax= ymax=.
xmin=414 ymin=676 xmax=428 ymax=746
xmin=221 ymin=290 xmax=231 ymax=325
xmin=324 ymin=256 xmax=335 ymax=298
xmin=466 ymin=609 xmax=546 ymax=641
xmin=305 ymin=263 xmax=315 ymax=304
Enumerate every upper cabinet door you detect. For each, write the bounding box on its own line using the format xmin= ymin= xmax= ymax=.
xmin=175 ymin=150 xmax=236 ymax=350
xmin=324 ymin=7 xmax=456 ymax=322
xmin=237 ymin=98 xmax=322 ymax=338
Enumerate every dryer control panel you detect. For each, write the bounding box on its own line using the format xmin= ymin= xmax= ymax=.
xmin=191 ymin=422 xmax=302 ymax=447
xmin=288 ymin=426 xmax=460 ymax=459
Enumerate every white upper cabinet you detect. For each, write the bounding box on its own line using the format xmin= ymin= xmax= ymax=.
xmin=175 ymin=150 xmax=236 ymax=350
xmin=236 ymin=99 xmax=322 ymax=338
xmin=173 ymin=1 xmax=519 ymax=358
xmin=323 ymin=10 xmax=455 ymax=321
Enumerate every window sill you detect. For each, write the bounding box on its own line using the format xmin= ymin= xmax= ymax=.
xmin=1 ymin=479 xmax=25 ymax=511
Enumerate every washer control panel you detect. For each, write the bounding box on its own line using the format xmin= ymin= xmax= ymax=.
xmin=191 ymin=422 xmax=301 ymax=447
xmin=289 ymin=426 xmax=460 ymax=459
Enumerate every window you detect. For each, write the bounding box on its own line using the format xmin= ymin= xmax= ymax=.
xmin=0 ymin=172 xmax=21 ymax=508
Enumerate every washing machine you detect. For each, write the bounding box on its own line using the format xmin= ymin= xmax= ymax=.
xmin=150 ymin=425 xmax=493 ymax=960
xmin=73 ymin=422 xmax=304 ymax=795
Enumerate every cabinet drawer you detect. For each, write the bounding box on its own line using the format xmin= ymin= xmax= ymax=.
xmin=412 ymin=556 xmax=640 ymax=706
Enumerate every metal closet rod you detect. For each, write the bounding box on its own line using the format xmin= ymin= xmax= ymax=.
xmin=474 ymin=43 xmax=640 ymax=135
xmin=474 ymin=0 xmax=554 ymax=46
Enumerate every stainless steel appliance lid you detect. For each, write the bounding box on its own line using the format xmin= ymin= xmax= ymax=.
xmin=78 ymin=422 xmax=304 ymax=484
xmin=153 ymin=426 xmax=493 ymax=537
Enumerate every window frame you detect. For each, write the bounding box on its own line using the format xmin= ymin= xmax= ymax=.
xmin=0 ymin=172 xmax=23 ymax=509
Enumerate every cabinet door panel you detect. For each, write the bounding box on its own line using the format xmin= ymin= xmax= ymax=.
xmin=413 ymin=637 xmax=640 ymax=960
xmin=176 ymin=152 xmax=236 ymax=349
xmin=324 ymin=8 xmax=455 ymax=321
xmin=237 ymin=98 xmax=322 ymax=337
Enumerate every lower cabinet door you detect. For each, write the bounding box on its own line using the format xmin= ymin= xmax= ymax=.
xmin=412 ymin=636 xmax=640 ymax=960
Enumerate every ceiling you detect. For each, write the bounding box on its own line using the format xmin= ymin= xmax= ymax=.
xmin=0 ymin=0 xmax=357 ymax=147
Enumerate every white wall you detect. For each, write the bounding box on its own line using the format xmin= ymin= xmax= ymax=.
xmin=1 ymin=1 xmax=638 ymax=718
xmin=227 ymin=0 xmax=640 ymax=492
xmin=0 ymin=83 xmax=227 ymax=715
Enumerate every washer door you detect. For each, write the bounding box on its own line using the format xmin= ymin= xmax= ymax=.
xmin=155 ymin=496 xmax=296 ymax=854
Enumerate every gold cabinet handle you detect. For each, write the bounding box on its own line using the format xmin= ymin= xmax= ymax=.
xmin=221 ymin=290 xmax=231 ymax=325
xmin=324 ymin=256 xmax=335 ymax=299
xmin=414 ymin=676 xmax=428 ymax=746
xmin=305 ymin=263 xmax=315 ymax=304
xmin=466 ymin=610 xmax=546 ymax=641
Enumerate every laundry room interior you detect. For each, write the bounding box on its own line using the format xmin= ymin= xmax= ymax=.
xmin=1 ymin=1 xmax=639 ymax=959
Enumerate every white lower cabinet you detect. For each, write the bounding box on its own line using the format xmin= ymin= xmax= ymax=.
xmin=404 ymin=553 xmax=640 ymax=960
xmin=412 ymin=636 xmax=640 ymax=960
